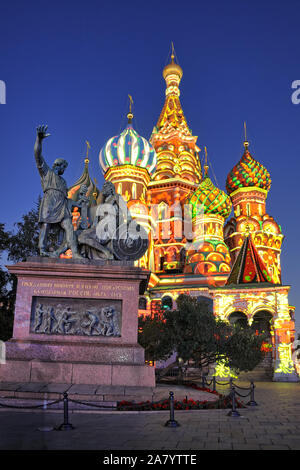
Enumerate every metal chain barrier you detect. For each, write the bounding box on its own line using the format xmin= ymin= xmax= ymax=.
xmin=201 ymin=375 xmax=258 ymax=408
xmin=234 ymin=389 xmax=251 ymax=399
xmin=0 ymin=379 xmax=259 ymax=430
xmin=0 ymin=398 xmax=63 ymax=409
xmin=68 ymin=398 xmax=116 ymax=409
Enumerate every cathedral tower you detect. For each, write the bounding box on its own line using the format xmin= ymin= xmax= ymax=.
xmin=148 ymin=47 xmax=202 ymax=274
xmin=184 ymin=150 xmax=232 ymax=286
xmin=224 ymin=134 xmax=283 ymax=284
xmin=99 ymin=103 xmax=157 ymax=270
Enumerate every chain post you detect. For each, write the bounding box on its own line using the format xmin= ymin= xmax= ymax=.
xmin=164 ymin=391 xmax=180 ymax=428
xmin=246 ymin=381 xmax=258 ymax=407
xmin=56 ymin=392 xmax=74 ymax=431
xmin=227 ymin=386 xmax=241 ymax=417
xmin=212 ymin=375 xmax=216 ymax=392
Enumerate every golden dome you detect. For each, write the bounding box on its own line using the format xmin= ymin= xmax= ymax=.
xmin=162 ymin=47 xmax=183 ymax=81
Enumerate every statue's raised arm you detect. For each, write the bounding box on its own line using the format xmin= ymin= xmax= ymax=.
xmin=33 ymin=124 xmax=82 ymax=259
xmin=34 ymin=125 xmax=51 ymax=177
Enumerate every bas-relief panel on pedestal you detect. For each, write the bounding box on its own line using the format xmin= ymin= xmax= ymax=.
xmin=30 ymin=296 xmax=122 ymax=337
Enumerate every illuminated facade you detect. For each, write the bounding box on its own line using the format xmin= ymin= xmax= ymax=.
xmin=68 ymin=50 xmax=298 ymax=381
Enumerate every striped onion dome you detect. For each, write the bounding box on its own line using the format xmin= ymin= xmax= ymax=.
xmin=99 ymin=123 xmax=157 ymax=175
xmin=188 ymin=176 xmax=232 ymax=219
xmin=226 ymin=144 xmax=271 ymax=195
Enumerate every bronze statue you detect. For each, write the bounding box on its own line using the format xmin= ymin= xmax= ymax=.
xmin=34 ymin=125 xmax=82 ymax=258
xmin=34 ymin=125 xmax=148 ymax=262
xmin=77 ymin=181 xmax=149 ymax=260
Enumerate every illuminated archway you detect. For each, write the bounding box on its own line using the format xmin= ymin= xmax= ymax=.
xmin=162 ymin=295 xmax=173 ymax=310
xmin=252 ymin=310 xmax=273 ymax=335
xmin=228 ymin=311 xmax=248 ymax=328
xmin=138 ymin=297 xmax=147 ymax=310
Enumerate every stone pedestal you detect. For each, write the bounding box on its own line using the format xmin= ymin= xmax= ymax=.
xmin=0 ymin=257 xmax=155 ymax=388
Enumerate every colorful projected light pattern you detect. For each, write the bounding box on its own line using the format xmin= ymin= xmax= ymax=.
xmin=226 ymin=145 xmax=271 ymax=194
xmin=213 ymin=360 xmax=238 ymax=379
xmin=226 ymin=235 xmax=273 ymax=285
xmin=275 ymin=343 xmax=295 ymax=375
xmin=189 ymin=177 xmax=232 ymax=219
xmin=99 ymin=124 xmax=157 ymax=175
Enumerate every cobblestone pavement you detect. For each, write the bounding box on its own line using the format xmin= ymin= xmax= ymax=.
xmin=0 ymin=381 xmax=300 ymax=450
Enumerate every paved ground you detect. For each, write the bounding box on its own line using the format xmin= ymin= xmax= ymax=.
xmin=0 ymin=381 xmax=300 ymax=450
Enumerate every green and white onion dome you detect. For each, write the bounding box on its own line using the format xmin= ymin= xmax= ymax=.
xmin=99 ymin=123 xmax=157 ymax=175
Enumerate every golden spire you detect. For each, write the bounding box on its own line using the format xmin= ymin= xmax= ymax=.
xmin=243 ymin=122 xmax=249 ymax=150
xmin=204 ymin=146 xmax=209 ymax=177
xmin=85 ymin=140 xmax=91 ymax=164
xmin=171 ymin=41 xmax=175 ymax=63
xmin=162 ymin=42 xmax=183 ymax=82
xmin=93 ymin=177 xmax=98 ymax=200
xmin=127 ymin=94 xmax=134 ymax=123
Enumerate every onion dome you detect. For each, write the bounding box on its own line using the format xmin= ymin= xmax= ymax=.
xmin=163 ymin=48 xmax=183 ymax=82
xmin=188 ymin=176 xmax=232 ymax=219
xmin=99 ymin=109 xmax=157 ymax=175
xmin=226 ymin=142 xmax=271 ymax=195
xmin=68 ymin=156 xmax=100 ymax=205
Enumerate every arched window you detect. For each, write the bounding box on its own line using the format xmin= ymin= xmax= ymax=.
xmin=132 ymin=183 xmax=137 ymax=200
xmin=228 ymin=311 xmax=248 ymax=328
xmin=246 ymin=203 xmax=251 ymax=216
xmin=180 ymin=247 xmax=186 ymax=265
xmin=252 ymin=310 xmax=272 ymax=335
xmin=138 ymin=297 xmax=147 ymax=310
xmin=162 ymin=295 xmax=173 ymax=310
xmin=197 ymin=295 xmax=213 ymax=313
xmin=159 ymin=202 xmax=168 ymax=220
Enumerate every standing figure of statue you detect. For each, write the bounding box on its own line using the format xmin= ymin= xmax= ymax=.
xmin=34 ymin=125 xmax=82 ymax=258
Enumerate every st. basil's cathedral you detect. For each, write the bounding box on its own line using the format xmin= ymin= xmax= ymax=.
xmin=67 ymin=49 xmax=298 ymax=382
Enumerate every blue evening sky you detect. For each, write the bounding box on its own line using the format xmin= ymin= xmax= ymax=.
xmin=0 ymin=0 xmax=299 ymax=330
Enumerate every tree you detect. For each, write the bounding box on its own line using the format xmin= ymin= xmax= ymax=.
xmin=138 ymin=313 xmax=171 ymax=363
xmin=138 ymin=294 xmax=266 ymax=377
xmin=163 ymin=294 xmax=231 ymax=370
xmin=7 ymin=200 xmax=40 ymax=263
xmin=226 ymin=325 xmax=266 ymax=372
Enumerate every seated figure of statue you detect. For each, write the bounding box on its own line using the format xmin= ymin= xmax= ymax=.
xmin=77 ymin=181 xmax=148 ymax=261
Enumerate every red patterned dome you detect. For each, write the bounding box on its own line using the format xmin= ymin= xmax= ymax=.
xmin=226 ymin=144 xmax=271 ymax=195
